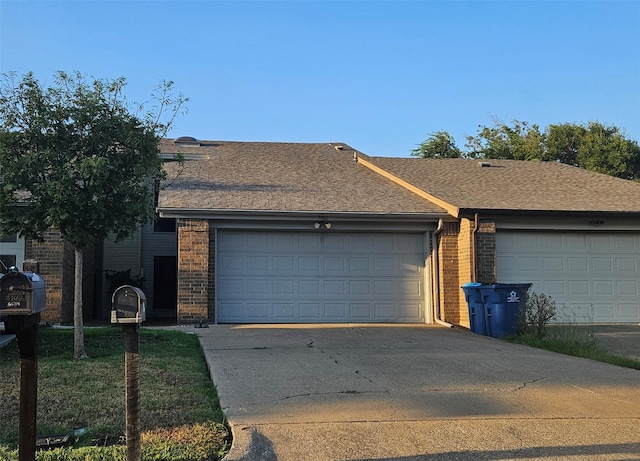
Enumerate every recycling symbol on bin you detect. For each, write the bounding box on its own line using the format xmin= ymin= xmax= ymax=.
xmin=506 ymin=290 xmax=520 ymax=303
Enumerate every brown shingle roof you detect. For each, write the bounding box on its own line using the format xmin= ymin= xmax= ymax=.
xmin=365 ymin=157 xmax=640 ymax=215
xmin=157 ymin=139 xmax=448 ymax=216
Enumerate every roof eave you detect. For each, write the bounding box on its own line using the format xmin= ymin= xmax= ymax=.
xmin=157 ymin=207 xmax=451 ymax=221
xmin=458 ymin=208 xmax=640 ymax=218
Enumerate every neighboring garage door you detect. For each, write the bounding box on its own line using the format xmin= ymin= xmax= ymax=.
xmin=217 ymin=231 xmax=427 ymax=323
xmin=496 ymin=232 xmax=640 ymax=323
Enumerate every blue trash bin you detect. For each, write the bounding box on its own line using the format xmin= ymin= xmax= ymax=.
xmin=480 ymin=283 xmax=532 ymax=338
xmin=461 ymin=282 xmax=486 ymax=335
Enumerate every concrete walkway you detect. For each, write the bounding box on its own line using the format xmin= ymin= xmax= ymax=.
xmin=189 ymin=324 xmax=640 ymax=461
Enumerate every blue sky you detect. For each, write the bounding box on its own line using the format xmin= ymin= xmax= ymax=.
xmin=1 ymin=1 xmax=639 ymax=157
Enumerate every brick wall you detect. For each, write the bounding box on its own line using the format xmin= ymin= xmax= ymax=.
xmin=177 ymin=219 xmax=210 ymax=323
xmin=438 ymin=222 xmax=461 ymax=324
xmin=26 ymin=231 xmax=96 ymax=324
xmin=26 ymin=230 xmax=65 ymax=323
xmin=438 ymin=218 xmax=498 ymax=328
xmin=476 ymin=220 xmax=496 ymax=284
xmin=438 ymin=218 xmax=478 ymax=328
xmin=455 ymin=218 xmax=474 ymax=328
xmin=207 ymin=228 xmax=216 ymax=322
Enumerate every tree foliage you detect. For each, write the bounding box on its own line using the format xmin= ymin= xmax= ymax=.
xmin=411 ymin=131 xmax=463 ymax=158
xmin=0 ymin=71 xmax=186 ymax=247
xmin=0 ymin=71 xmax=187 ymax=358
xmin=413 ymin=120 xmax=640 ymax=180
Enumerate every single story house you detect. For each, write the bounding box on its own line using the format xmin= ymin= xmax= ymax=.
xmin=5 ymin=137 xmax=640 ymax=326
xmin=153 ymin=137 xmax=640 ymax=326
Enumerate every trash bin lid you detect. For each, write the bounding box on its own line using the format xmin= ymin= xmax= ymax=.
xmin=462 ymin=282 xmax=482 ymax=287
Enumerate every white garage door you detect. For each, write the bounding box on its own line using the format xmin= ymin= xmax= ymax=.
xmin=497 ymin=232 xmax=640 ymax=323
xmin=217 ymin=231 xmax=426 ymax=323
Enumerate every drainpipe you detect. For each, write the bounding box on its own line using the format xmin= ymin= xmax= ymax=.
xmin=472 ymin=213 xmax=479 ymax=283
xmin=432 ymin=219 xmax=453 ymax=328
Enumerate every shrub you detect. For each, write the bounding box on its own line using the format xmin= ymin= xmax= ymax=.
xmin=518 ymin=290 xmax=556 ymax=339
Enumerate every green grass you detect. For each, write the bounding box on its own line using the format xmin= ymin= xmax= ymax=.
xmin=0 ymin=327 xmax=230 ymax=460
xmin=509 ymin=325 xmax=640 ymax=370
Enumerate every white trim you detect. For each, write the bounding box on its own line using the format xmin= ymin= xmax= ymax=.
xmin=0 ymin=233 xmax=25 ymax=270
xmin=495 ymin=216 xmax=640 ymax=232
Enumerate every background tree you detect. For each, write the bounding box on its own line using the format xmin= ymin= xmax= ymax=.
xmin=576 ymin=122 xmax=640 ymax=181
xmin=437 ymin=119 xmax=640 ymax=180
xmin=0 ymin=71 xmax=187 ymax=359
xmin=544 ymin=122 xmax=586 ymax=166
xmin=411 ymin=130 xmax=464 ymax=158
xmin=464 ymin=119 xmax=545 ymax=161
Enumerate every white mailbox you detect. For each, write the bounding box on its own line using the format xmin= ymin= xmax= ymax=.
xmin=111 ymin=285 xmax=146 ymax=324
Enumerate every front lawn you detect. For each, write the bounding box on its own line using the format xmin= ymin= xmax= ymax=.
xmin=0 ymin=327 xmax=230 ymax=460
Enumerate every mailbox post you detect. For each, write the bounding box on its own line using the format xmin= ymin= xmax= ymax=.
xmin=0 ymin=265 xmax=46 ymax=461
xmin=111 ymin=285 xmax=146 ymax=461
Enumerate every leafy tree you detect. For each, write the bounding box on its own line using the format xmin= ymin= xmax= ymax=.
xmin=576 ymin=122 xmax=640 ymax=181
xmin=456 ymin=119 xmax=640 ymax=180
xmin=465 ymin=119 xmax=544 ymax=161
xmin=411 ymin=131 xmax=464 ymax=158
xmin=0 ymin=71 xmax=187 ymax=359
xmin=545 ymin=123 xmax=586 ymax=166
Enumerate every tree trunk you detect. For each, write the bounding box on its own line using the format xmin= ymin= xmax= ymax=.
xmin=74 ymin=247 xmax=88 ymax=360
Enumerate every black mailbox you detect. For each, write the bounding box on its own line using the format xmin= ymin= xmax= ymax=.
xmin=111 ymin=285 xmax=146 ymax=324
xmin=0 ymin=269 xmax=46 ymax=316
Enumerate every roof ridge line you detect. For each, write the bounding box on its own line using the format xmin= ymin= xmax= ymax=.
xmin=357 ymin=157 xmax=460 ymax=217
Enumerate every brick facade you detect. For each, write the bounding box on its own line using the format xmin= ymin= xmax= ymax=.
xmin=476 ymin=220 xmax=497 ymax=284
xmin=23 ymin=217 xmax=497 ymax=328
xmin=26 ymin=230 xmax=65 ymax=323
xmin=437 ymin=218 xmax=497 ymax=328
xmin=438 ymin=222 xmax=461 ymax=325
xmin=25 ymin=230 xmax=95 ymax=324
xmin=177 ymin=219 xmax=210 ymax=323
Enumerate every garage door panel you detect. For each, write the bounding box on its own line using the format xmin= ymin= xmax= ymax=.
xmin=299 ymin=280 xmax=320 ymax=295
xmin=326 ymin=303 xmax=347 ymax=319
xmin=217 ymin=231 xmax=426 ymax=323
xmin=374 ymin=257 xmax=395 ymax=273
xmin=617 ymin=280 xmax=638 ymax=295
xmin=615 ymin=235 xmax=636 ymax=249
xmin=273 ymin=256 xmax=294 ymax=271
xmin=568 ymin=280 xmax=589 ymax=295
xmin=274 ymin=303 xmax=294 ymax=319
xmin=593 ymin=258 xmax=613 ymax=272
xmin=350 ymin=303 xmax=371 ymax=318
xmin=617 ymin=258 xmax=637 ymax=272
xmin=247 ymin=256 xmax=268 ymax=271
xmin=619 ymin=304 xmax=640 ymax=320
xmin=559 ymin=303 xmax=593 ymax=322
xmin=325 ymin=257 xmax=346 ymax=272
xmin=246 ymin=279 xmax=269 ymax=294
xmin=300 ymin=303 xmax=321 ymax=319
xmin=566 ymin=235 xmax=587 ymax=250
xmin=593 ymin=281 xmax=613 ymax=295
xmin=497 ymin=232 xmax=640 ymax=323
xmin=544 ymin=280 xmax=566 ymax=296
xmin=274 ymin=280 xmax=294 ymax=294
xmin=349 ymin=257 xmax=370 ymax=272
xmin=374 ymin=280 xmax=395 ymax=295
xmin=543 ymin=257 xmax=564 ymax=272
xmin=542 ymin=234 xmax=563 ymax=249
xmin=568 ymin=257 xmax=588 ymax=271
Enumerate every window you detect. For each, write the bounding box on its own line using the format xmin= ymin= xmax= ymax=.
xmin=0 ymin=233 xmax=21 ymax=269
xmin=1 ymin=233 xmax=17 ymax=243
xmin=154 ymin=218 xmax=176 ymax=233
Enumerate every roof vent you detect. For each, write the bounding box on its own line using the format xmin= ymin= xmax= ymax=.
xmin=174 ymin=136 xmax=201 ymax=147
xmin=334 ymin=145 xmax=344 ymax=151
xmin=479 ymin=161 xmax=491 ymax=168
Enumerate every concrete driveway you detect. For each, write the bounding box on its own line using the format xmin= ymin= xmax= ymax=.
xmin=192 ymin=324 xmax=640 ymax=461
